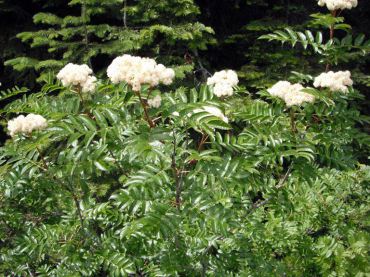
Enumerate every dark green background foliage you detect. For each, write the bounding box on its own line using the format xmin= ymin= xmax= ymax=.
xmin=0 ymin=0 xmax=369 ymax=276
xmin=1 ymin=0 xmax=370 ymax=88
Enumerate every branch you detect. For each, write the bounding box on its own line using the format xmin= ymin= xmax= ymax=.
xmin=197 ymin=133 xmax=209 ymax=152
xmin=136 ymin=91 xmax=155 ymax=128
xmin=247 ymin=165 xmax=293 ymax=216
xmin=326 ymin=9 xmax=338 ymax=72
xmin=72 ymin=193 xmax=85 ymax=229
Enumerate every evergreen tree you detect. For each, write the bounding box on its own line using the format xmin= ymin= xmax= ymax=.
xmin=5 ymin=0 xmax=214 ymax=81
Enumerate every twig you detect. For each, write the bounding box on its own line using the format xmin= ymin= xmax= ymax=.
xmin=197 ymin=133 xmax=209 ymax=152
xmin=109 ymin=149 xmax=126 ymax=174
xmin=136 ymin=91 xmax=155 ymax=128
xmin=326 ymin=9 xmax=338 ymax=72
xmin=72 ymin=193 xmax=85 ymax=229
xmin=247 ymin=165 xmax=293 ymax=216
xmin=24 ymin=148 xmax=86 ymax=229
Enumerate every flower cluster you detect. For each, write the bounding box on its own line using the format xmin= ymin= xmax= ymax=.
xmin=57 ymin=63 xmax=97 ymax=93
xmin=317 ymin=0 xmax=358 ymax=11
xmin=193 ymin=106 xmax=229 ymax=123
xmin=314 ymin=71 xmax=353 ymax=93
xmin=107 ymin=55 xmax=175 ymax=92
xmin=147 ymin=95 xmax=162 ymax=108
xmin=7 ymin=114 xmax=48 ymax=137
xmin=207 ymin=70 xmax=239 ymax=97
xmin=267 ymin=81 xmax=315 ymax=107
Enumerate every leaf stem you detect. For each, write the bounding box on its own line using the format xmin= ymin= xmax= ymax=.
xmin=247 ymin=165 xmax=293 ymax=216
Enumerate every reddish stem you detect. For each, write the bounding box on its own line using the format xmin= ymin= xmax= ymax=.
xmin=136 ymin=91 xmax=155 ymax=128
xmin=197 ymin=133 xmax=209 ymax=152
xmin=326 ymin=10 xmax=338 ymax=71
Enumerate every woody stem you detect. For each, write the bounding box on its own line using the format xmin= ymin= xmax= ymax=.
xmin=326 ymin=9 xmax=337 ymax=72
xmin=197 ymin=133 xmax=209 ymax=152
xmin=136 ymin=91 xmax=155 ymax=128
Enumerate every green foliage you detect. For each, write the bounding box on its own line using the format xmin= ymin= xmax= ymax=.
xmin=0 ymin=1 xmax=369 ymax=276
xmin=259 ymin=28 xmax=327 ymax=53
xmin=1 ymin=59 xmax=369 ymax=276
xmin=0 ymin=86 xmax=28 ymax=103
xmin=259 ymin=28 xmax=370 ymax=66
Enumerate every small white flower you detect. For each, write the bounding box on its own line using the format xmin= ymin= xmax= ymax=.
xmin=267 ymin=81 xmax=292 ymax=99
xmin=81 ymin=76 xmax=97 ymax=93
xmin=207 ymin=70 xmax=239 ymax=98
xmin=318 ymin=0 xmax=358 ymax=11
xmin=107 ymin=55 xmax=175 ymax=91
xmin=313 ymin=71 xmax=353 ymax=93
xmin=213 ymin=83 xmax=234 ymax=97
xmin=57 ymin=63 xmax=97 ymax=92
xmin=7 ymin=114 xmax=48 ymax=137
xmin=147 ymin=95 xmax=162 ymax=108
xmin=267 ymin=81 xmax=315 ymax=107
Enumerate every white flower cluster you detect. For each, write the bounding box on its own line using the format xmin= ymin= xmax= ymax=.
xmin=313 ymin=71 xmax=353 ymax=93
xmin=267 ymin=81 xmax=315 ymax=107
xmin=107 ymin=55 xmax=175 ymax=91
xmin=317 ymin=0 xmax=358 ymax=11
xmin=193 ymin=106 xmax=229 ymax=123
xmin=147 ymin=95 xmax=162 ymax=108
xmin=57 ymin=63 xmax=97 ymax=93
xmin=207 ymin=70 xmax=239 ymax=97
xmin=7 ymin=114 xmax=48 ymax=137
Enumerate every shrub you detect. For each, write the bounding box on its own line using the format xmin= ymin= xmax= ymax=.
xmin=0 ymin=1 xmax=369 ymax=276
